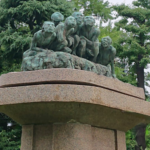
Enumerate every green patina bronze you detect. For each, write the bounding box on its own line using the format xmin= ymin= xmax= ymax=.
xmin=96 ymin=36 xmax=116 ymax=78
xmin=50 ymin=16 xmax=76 ymax=53
xmin=67 ymin=12 xmax=83 ymax=55
xmin=22 ymin=12 xmax=116 ymax=78
xmin=30 ymin=21 xmax=56 ymax=51
xmin=77 ymin=16 xmax=100 ymax=63
xmin=51 ymin=12 xmax=64 ymax=26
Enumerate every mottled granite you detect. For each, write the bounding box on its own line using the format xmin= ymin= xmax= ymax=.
xmin=0 ymin=84 xmax=149 ymax=131
xmin=115 ymin=130 xmax=126 ymax=150
xmin=0 ymin=69 xmax=145 ymax=100
xmin=21 ymin=123 xmax=116 ymax=150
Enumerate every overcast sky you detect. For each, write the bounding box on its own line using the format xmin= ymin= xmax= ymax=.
xmin=108 ymin=0 xmax=133 ymax=5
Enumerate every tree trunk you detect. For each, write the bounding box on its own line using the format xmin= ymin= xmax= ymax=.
xmin=135 ymin=59 xmax=146 ymax=150
xmin=29 ymin=22 xmax=33 ymax=31
xmin=135 ymin=124 xmax=146 ymax=150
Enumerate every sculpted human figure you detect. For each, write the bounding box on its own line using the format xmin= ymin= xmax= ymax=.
xmin=51 ymin=16 xmax=76 ymax=53
xmin=72 ymin=12 xmax=83 ymax=35
xmin=51 ymin=12 xmax=64 ymax=26
xmin=96 ymin=36 xmax=116 ymax=78
xmin=30 ymin=21 xmax=56 ymax=51
xmin=77 ymin=16 xmax=100 ymax=62
xmin=67 ymin=12 xmax=84 ymax=55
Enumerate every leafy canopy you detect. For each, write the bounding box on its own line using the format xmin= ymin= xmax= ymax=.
xmin=73 ymin=0 xmax=112 ymax=23
xmin=0 ymin=0 xmax=74 ymax=73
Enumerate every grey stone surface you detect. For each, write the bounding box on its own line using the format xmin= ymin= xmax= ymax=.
xmin=21 ymin=125 xmax=34 ymax=150
xmin=0 ymin=84 xmax=149 ymax=131
xmin=0 ymin=69 xmax=145 ymax=99
xmin=116 ymin=130 xmax=126 ymax=150
xmin=21 ymin=123 xmax=117 ymax=150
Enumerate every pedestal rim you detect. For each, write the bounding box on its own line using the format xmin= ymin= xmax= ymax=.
xmin=0 ymin=84 xmax=149 ymax=131
xmin=0 ymin=68 xmax=145 ymax=100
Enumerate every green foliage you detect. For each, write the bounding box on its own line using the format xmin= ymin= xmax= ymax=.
xmin=0 ymin=0 xmax=74 ymax=74
xmin=125 ymin=124 xmax=150 ymax=150
xmin=0 ymin=0 xmax=73 ymax=29
xmin=0 ymin=124 xmax=21 ymax=150
xmin=113 ymin=3 xmax=150 ymax=69
xmin=98 ymin=21 xmax=125 ymax=48
xmin=146 ymin=124 xmax=150 ymax=149
xmin=126 ymin=130 xmax=137 ymax=150
xmin=72 ymin=0 xmax=112 ymax=23
xmin=115 ymin=66 xmax=137 ymax=86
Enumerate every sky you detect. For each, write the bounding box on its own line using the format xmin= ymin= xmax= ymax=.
xmin=108 ymin=0 xmax=133 ymax=5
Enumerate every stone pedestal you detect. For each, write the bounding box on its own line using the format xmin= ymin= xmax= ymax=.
xmin=21 ymin=124 xmax=126 ymax=150
xmin=0 ymin=69 xmax=150 ymax=150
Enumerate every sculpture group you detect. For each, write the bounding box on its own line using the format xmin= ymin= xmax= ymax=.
xmin=22 ymin=12 xmax=116 ymax=78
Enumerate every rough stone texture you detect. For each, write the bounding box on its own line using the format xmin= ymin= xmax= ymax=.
xmin=0 ymin=84 xmax=149 ymax=131
xmin=33 ymin=125 xmax=53 ymax=150
xmin=0 ymin=69 xmax=145 ymax=99
xmin=21 ymin=123 xmax=116 ymax=150
xmin=21 ymin=125 xmax=34 ymax=150
xmin=115 ymin=130 xmax=126 ymax=150
xmin=21 ymin=49 xmax=111 ymax=77
xmin=92 ymin=127 xmax=115 ymax=150
xmin=53 ymin=123 xmax=92 ymax=150
xmin=0 ymin=69 xmax=148 ymax=150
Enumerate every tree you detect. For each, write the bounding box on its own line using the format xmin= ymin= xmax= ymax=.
xmin=113 ymin=1 xmax=150 ymax=149
xmin=0 ymin=114 xmax=21 ymax=150
xmin=72 ymin=0 xmax=112 ymax=24
xmin=0 ymin=0 xmax=74 ymax=72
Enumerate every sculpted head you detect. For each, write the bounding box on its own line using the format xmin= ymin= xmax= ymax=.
xmin=101 ymin=36 xmax=112 ymax=48
xmin=42 ymin=21 xmax=55 ymax=33
xmin=72 ymin=12 xmax=83 ymax=25
xmin=65 ymin=16 xmax=76 ymax=29
xmin=84 ymin=16 xmax=95 ymax=27
xmin=51 ymin=12 xmax=64 ymax=26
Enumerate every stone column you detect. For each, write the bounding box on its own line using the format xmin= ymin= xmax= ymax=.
xmin=0 ymin=69 xmax=149 ymax=150
xmin=21 ymin=124 xmax=126 ymax=150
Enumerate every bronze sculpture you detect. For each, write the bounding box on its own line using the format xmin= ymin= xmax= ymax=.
xmin=22 ymin=12 xmax=116 ymax=78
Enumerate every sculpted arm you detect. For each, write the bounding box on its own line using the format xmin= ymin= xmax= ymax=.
xmin=80 ymin=36 xmax=93 ymax=46
xmin=49 ymin=32 xmax=56 ymax=45
xmin=30 ymin=33 xmax=37 ymax=50
xmin=66 ymin=28 xmax=74 ymax=39
xmin=30 ymin=32 xmax=44 ymax=52
xmin=91 ymin=29 xmax=100 ymax=42
xmin=56 ymin=24 xmax=64 ymax=42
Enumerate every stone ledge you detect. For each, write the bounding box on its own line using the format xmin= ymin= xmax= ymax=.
xmin=0 ymin=69 xmax=145 ymax=100
xmin=0 ymin=84 xmax=149 ymax=131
